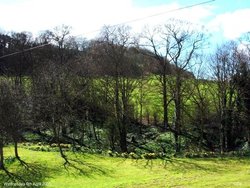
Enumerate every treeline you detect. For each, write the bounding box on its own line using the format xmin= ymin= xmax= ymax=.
xmin=0 ymin=21 xmax=250 ymax=169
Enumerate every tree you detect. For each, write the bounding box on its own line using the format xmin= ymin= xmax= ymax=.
xmin=0 ymin=79 xmax=19 ymax=168
xmin=8 ymin=82 xmax=28 ymax=159
xmin=211 ymin=41 xmax=245 ymax=152
xmin=50 ymin=25 xmax=76 ymax=64
xmin=140 ymin=26 xmax=171 ymax=131
xmin=0 ymin=79 xmax=10 ymax=169
xmin=94 ymin=25 xmax=138 ymax=152
xmin=141 ymin=20 xmax=204 ymax=152
xmin=233 ymin=35 xmax=250 ymax=148
xmin=189 ymin=78 xmax=213 ymax=151
xmin=32 ymin=61 xmax=74 ymax=162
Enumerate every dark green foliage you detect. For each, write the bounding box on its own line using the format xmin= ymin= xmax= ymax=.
xmin=142 ymin=153 xmax=157 ymax=160
xmin=4 ymin=156 xmax=16 ymax=165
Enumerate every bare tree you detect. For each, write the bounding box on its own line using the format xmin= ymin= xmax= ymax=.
xmin=0 ymin=79 xmax=16 ymax=169
xmin=141 ymin=20 xmax=204 ymax=152
xmin=140 ymin=26 xmax=171 ymax=131
xmin=51 ymin=25 xmax=72 ymax=64
xmin=0 ymin=79 xmax=8 ymax=168
xmin=31 ymin=61 xmax=74 ymax=164
xmin=189 ymin=67 xmax=212 ymax=151
xmin=211 ymin=41 xmax=244 ymax=153
xmin=94 ymin=25 xmax=138 ymax=152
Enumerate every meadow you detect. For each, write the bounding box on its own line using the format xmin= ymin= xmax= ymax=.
xmin=130 ymin=76 xmax=218 ymax=124
xmin=1 ymin=146 xmax=250 ymax=188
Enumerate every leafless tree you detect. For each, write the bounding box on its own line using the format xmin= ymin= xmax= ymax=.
xmin=141 ymin=20 xmax=204 ymax=152
xmin=94 ymin=25 xmax=138 ymax=152
xmin=210 ymin=41 xmax=244 ymax=153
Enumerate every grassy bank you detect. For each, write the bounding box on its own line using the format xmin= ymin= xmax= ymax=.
xmin=1 ymin=147 xmax=250 ymax=187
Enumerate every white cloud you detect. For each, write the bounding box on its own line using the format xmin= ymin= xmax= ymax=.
xmin=0 ymin=0 xmax=214 ymax=38
xmin=3 ymin=0 xmax=250 ymax=42
xmin=208 ymin=8 xmax=250 ymax=39
xmin=1 ymin=0 xmax=131 ymax=34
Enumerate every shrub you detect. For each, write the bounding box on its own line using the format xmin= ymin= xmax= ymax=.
xmin=71 ymin=145 xmax=82 ymax=152
xmin=121 ymin=153 xmax=129 ymax=158
xmin=142 ymin=153 xmax=157 ymax=160
xmin=157 ymin=152 xmax=172 ymax=159
xmin=40 ymin=147 xmax=46 ymax=152
xmin=35 ymin=146 xmax=41 ymax=151
xmin=107 ymin=150 xmax=113 ymax=157
xmin=59 ymin=143 xmax=71 ymax=149
xmin=114 ymin=152 xmax=120 ymax=157
xmin=5 ymin=156 xmax=16 ymax=164
xmin=46 ymin=147 xmax=51 ymax=152
xmin=129 ymin=152 xmax=140 ymax=159
xmin=51 ymin=143 xmax=57 ymax=147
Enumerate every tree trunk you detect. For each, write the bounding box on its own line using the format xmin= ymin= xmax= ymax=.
xmin=14 ymin=140 xmax=20 ymax=159
xmin=220 ymin=123 xmax=224 ymax=154
xmin=224 ymin=126 xmax=228 ymax=152
xmin=199 ymin=117 xmax=204 ymax=152
xmin=92 ymin=123 xmax=98 ymax=142
xmin=174 ymin=132 xmax=180 ymax=153
xmin=248 ymin=127 xmax=250 ymax=148
xmin=53 ymin=125 xmax=66 ymax=159
xmin=139 ymin=76 xmax=143 ymax=125
xmin=139 ymin=80 xmax=143 ymax=134
xmin=119 ymin=127 xmax=127 ymax=153
xmin=174 ymin=75 xmax=181 ymax=153
xmin=0 ymin=140 xmax=4 ymax=170
xmin=162 ymin=72 xmax=169 ymax=130
xmin=175 ymin=107 xmax=181 ymax=153
xmin=109 ymin=127 xmax=116 ymax=151
xmin=114 ymin=66 xmax=128 ymax=152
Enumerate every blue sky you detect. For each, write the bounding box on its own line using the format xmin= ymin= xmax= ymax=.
xmin=134 ymin=0 xmax=250 ymax=11
xmin=0 ymin=0 xmax=250 ymax=44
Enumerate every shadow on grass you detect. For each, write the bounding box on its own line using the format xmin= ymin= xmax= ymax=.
xmin=0 ymin=159 xmax=52 ymax=188
xmin=162 ymin=157 xmax=235 ymax=174
xmin=117 ymin=156 xmax=174 ymax=170
xmin=62 ymin=155 xmax=113 ymax=178
xmin=129 ymin=157 xmax=226 ymax=173
xmin=0 ymin=154 xmax=113 ymax=188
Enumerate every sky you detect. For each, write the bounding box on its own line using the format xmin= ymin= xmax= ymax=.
xmin=0 ymin=0 xmax=250 ymax=44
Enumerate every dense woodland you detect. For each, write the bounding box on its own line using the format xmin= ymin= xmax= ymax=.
xmin=0 ymin=21 xmax=250 ymax=170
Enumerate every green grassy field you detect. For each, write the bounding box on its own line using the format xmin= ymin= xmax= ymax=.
xmin=1 ymin=147 xmax=250 ymax=188
xmin=130 ymin=76 xmax=218 ymax=124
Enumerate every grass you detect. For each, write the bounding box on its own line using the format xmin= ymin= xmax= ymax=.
xmin=1 ymin=147 xmax=250 ymax=187
xmin=131 ymin=75 xmax=219 ymax=124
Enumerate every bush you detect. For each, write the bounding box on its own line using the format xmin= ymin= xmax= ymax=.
xmin=121 ymin=153 xmax=129 ymax=158
xmin=5 ymin=156 xmax=16 ymax=164
xmin=40 ymin=147 xmax=46 ymax=152
xmin=59 ymin=143 xmax=71 ymax=149
xmin=143 ymin=141 xmax=161 ymax=153
xmin=51 ymin=143 xmax=57 ymax=147
xmin=107 ymin=150 xmax=113 ymax=157
xmin=49 ymin=143 xmax=72 ymax=149
xmin=72 ymin=145 xmax=82 ymax=152
xmin=114 ymin=152 xmax=120 ymax=157
xmin=129 ymin=152 xmax=140 ymax=159
xmin=184 ymin=151 xmax=218 ymax=158
xmin=142 ymin=153 xmax=157 ymax=160
xmin=35 ymin=146 xmax=41 ymax=151
xmin=157 ymin=152 xmax=173 ymax=159
xmin=22 ymin=143 xmax=27 ymax=146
